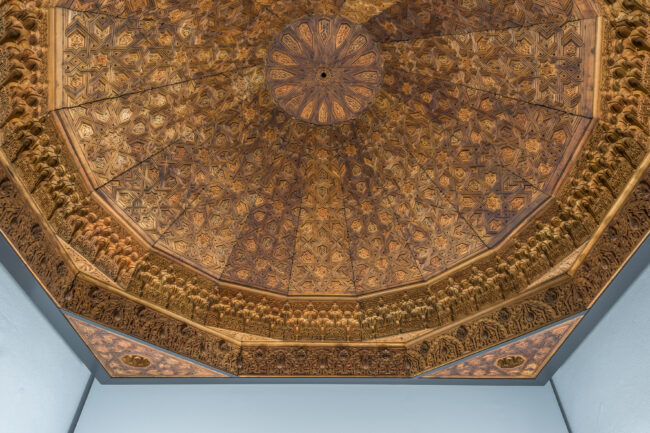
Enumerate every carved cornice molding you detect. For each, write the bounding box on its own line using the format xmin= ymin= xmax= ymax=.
xmin=0 ymin=0 xmax=648 ymax=376
xmin=1 ymin=158 xmax=647 ymax=375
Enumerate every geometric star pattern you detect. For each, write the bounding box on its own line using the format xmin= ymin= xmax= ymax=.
xmin=55 ymin=0 xmax=596 ymax=295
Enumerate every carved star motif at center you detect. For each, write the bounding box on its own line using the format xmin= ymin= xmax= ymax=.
xmin=265 ymin=15 xmax=383 ymax=125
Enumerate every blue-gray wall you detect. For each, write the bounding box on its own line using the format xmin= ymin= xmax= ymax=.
xmin=2 ymin=234 xmax=649 ymax=433
xmin=74 ymin=382 xmax=568 ymax=433
xmin=553 ymin=261 xmax=650 ymax=433
xmin=0 ymin=261 xmax=90 ymax=433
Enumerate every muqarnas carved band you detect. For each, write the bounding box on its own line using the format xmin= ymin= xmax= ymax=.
xmin=0 ymin=0 xmax=648 ymax=376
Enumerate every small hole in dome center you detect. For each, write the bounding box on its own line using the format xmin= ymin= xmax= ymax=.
xmin=321 ymin=72 xmax=327 ymax=78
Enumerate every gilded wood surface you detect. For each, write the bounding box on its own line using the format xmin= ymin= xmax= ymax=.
xmin=266 ymin=15 xmax=383 ymax=124
xmin=423 ymin=315 xmax=582 ymax=378
xmin=50 ymin=0 xmax=598 ymax=296
xmin=66 ymin=314 xmax=228 ymax=377
xmin=0 ymin=0 xmax=648 ymax=376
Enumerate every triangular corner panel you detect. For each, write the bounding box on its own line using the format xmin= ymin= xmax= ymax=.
xmin=65 ymin=314 xmax=229 ymax=378
xmin=423 ymin=316 xmax=582 ymax=379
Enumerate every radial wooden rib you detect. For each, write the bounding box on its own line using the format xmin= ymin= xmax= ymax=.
xmin=340 ymin=0 xmax=400 ymax=23
xmin=335 ymin=122 xmax=423 ymax=293
xmin=56 ymin=7 xmax=264 ymax=108
xmin=380 ymin=19 xmax=597 ymax=116
xmin=364 ymin=0 xmax=595 ymax=43
xmin=59 ymin=73 xmax=247 ymax=188
xmin=380 ymin=73 xmax=588 ymax=245
xmin=158 ymin=92 xmax=298 ymax=283
xmin=288 ymin=127 xmax=356 ymax=295
xmin=355 ymin=101 xmax=486 ymax=279
xmin=218 ymin=119 xmax=305 ymax=294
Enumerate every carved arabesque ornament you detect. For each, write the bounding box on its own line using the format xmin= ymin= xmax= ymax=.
xmin=0 ymin=0 xmax=648 ymax=377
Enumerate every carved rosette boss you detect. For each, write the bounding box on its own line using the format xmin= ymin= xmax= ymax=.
xmin=266 ymin=15 xmax=383 ymax=125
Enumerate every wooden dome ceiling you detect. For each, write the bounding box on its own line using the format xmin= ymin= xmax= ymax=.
xmin=1 ymin=0 xmax=648 ymax=378
xmin=54 ymin=0 xmax=595 ymax=296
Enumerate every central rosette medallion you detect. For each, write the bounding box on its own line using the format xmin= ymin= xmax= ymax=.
xmin=265 ymin=15 xmax=383 ymax=125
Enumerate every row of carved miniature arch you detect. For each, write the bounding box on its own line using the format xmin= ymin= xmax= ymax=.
xmin=1 ymin=0 xmax=648 ymax=344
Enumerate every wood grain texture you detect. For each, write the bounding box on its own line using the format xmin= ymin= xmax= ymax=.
xmin=66 ymin=314 xmax=228 ymax=377
xmin=51 ymin=2 xmax=598 ymax=295
xmin=1 ymin=0 xmax=648 ymax=376
xmin=265 ymin=15 xmax=383 ymax=125
xmin=423 ymin=316 xmax=581 ymax=378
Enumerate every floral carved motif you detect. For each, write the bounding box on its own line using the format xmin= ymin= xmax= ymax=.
xmin=266 ymin=15 xmax=382 ymax=124
xmin=66 ymin=314 xmax=228 ymax=377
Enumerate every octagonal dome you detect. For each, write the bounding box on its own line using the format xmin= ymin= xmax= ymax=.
xmin=53 ymin=0 xmax=596 ymax=297
xmin=15 ymin=0 xmax=650 ymax=379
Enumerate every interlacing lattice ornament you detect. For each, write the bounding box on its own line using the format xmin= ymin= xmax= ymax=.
xmin=52 ymin=0 xmax=597 ymax=296
xmin=0 ymin=0 xmax=648 ymax=376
